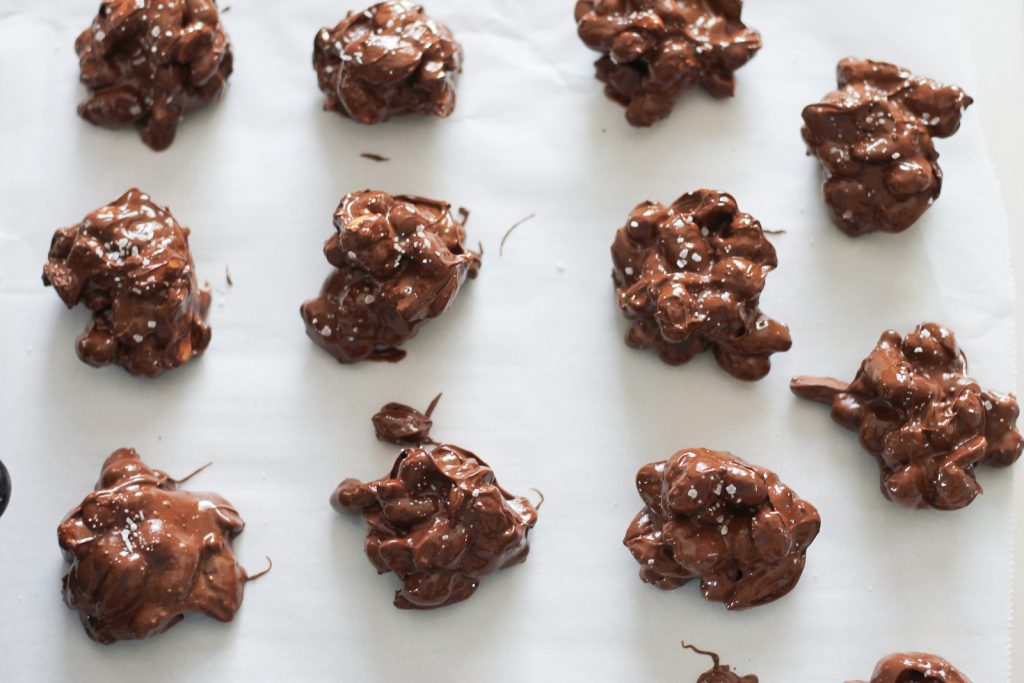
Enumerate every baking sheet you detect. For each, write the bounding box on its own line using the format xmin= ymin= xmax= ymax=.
xmin=0 ymin=1 xmax=1016 ymax=680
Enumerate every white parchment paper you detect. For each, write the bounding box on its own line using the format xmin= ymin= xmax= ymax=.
xmin=0 ymin=1 xmax=1016 ymax=680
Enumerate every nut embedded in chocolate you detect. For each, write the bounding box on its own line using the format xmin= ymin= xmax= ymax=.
xmin=43 ymin=189 xmax=212 ymax=377
xmin=331 ymin=445 xmax=538 ymax=609
xmin=846 ymin=653 xmax=972 ymax=683
xmin=611 ymin=189 xmax=791 ymax=380
xmin=801 ymin=58 xmax=973 ymax=236
xmin=574 ymin=0 xmax=762 ymax=127
xmin=624 ymin=448 xmax=820 ymax=610
xmin=58 ymin=449 xmax=254 ymax=644
xmin=791 ymin=323 xmax=1023 ymax=510
xmin=300 ymin=191 xmax=480 ymax=364
xmin=75 ymin=0 xmax=234 ymax=151
xmin=313 ymin=1 xmax=462 ymax=124
xmin=372 ymin=393 xmax=442 ymax=444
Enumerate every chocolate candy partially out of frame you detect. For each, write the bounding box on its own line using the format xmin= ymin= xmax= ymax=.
xmin=575 ymin=0 xmax=762 ymax=127
xmin=624 ymin=448 xmax=820 ymax=610
xmin=314 ymin=1 xmax=462 ymax=124
xmin=845 ymin=652 xmax=972 ymax=683
xmin=43 ymin=189 xmax=212 ymax=377
xmin=792 ymin=323 xmax=1022 ymax=510
xmin=802 ymin=58 xmax=972 ymax=236
xmin=75 ymin=0 xmax=234 ymax=150
xmin=611 ymin=189 xmax=791 ymax=380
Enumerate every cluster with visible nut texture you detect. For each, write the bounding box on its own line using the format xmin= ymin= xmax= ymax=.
xmin=847 ymin=653 xmax=972 ymax=683
xmin=332 ymin=445 xmax=538 ymax=609
xmin=300 ymin=191 xmax=480 ymax=363
xmin=314 ymin=1 xmax=462 ymax=124
xmin=575 ymin=0 xmax=762 ymax=126
xmin=792 ymin=323 xmax=1023 ymax=510
xmin=58 ymin=449 xmax=251 ymax=644
xmin=75 ymin=0 xmax=233 ymax=150
xmin=43 ymin=189 xmax=211 ymax=377
xmin=611 ymin=189 xmax=791 ymax=380
xmin=624 ymin=448 xmax=820 ymax=610
xmin=802 ymin=58 xmax=973 ymax=236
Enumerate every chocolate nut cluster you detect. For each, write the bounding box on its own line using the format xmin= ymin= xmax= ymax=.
xmin=0 ymin=460 xmax=10 ymax=520
xmin=372 ymin=394 xmax=441 ymax=444
xmin=43 ymin=189 xmax=212 ymax=377
xmin=792 ymin=323 xmax=1023 ymax=510
xmin=802 ymin=58 xmax=973 ymax=236
xmin=314 ymin=1 xmax=463 ymax=124
xmin=624 ymin=448 xmax=820 ymax=610
xmin=58 ymin=449 xmax=252 ymax=644
xmin=300 ymin=191 xmax=480 ymax=363
xmin=75 ymin=0 xmax=234 ymax=151
xmin=611 ymin=189 xmax=791 ymax=380
xmin=682 ymin=643 xmax=759 ymax=683
xmin=574 ymin=0 xmax=762 ymax=127
xmin=847 ymin=653 xmax=972 ymax=683
xmin=332 ymin=445 xmax=538 ymax=609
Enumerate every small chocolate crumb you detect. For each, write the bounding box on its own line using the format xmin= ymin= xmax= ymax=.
xmin=360 ymin=153 xmax=390 ymax=162
xmin=499 ymin=213 xmax=537 ymax=257
xmin=225 ymin=265 xmax=233 ymax=287
xmin=458 ymin=206 xmax=470 ymax=226
xmin=244 ymin=557 xmax=273 ymax=583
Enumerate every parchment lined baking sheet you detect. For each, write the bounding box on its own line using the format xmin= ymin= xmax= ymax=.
xmin=0 ymin=1 xmax=1016 ymax=680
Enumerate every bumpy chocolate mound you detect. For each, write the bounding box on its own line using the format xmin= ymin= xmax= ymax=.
xmin=624 ymin=448 xmax=820 ymax=610
xmin=58 ymin=449 xmax=252 ymax=644
xmin=0 ymin=460 xmax=10 ymax=520
xmin=300 ymin=191 xmax=480 ymax=363
xmin=847 ymin=653 xmax=972 ymax=683
xmin=611 ymin=189 xmax=791 ymax=380
xmin=683 ymin=643 xmax=759 ymax=683
xmin=43 ymin=189 xmax=211 ymax=377
xmin=314 ymin=1 xmax=462 ymax=124
xmin=372 ymin=393 xmax=441 ymax=444
xmin=792 ymin=323 xmax=1023 ymax=510
xmin=802 ymin=58 xmax=973 ymax=236
xmin=332 ymin=445 xmax=538 ymax=609
xmin=574 ymin=0 xmax=762 ymax=127
xmin=75 ymin=0 xmax=233 ymax=151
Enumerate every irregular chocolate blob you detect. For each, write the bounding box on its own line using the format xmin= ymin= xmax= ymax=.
xmin=792 ymin=323 xmax=1023 ymax=510
xmin=611 ymin=189 xmax=791 ymax=380
xmin=300 ymin=191 xmax=480 ymax=364
xmin=313 ymin=1 xmax=462 ymax=124
xmin=802 ymin=58 xmax=973 ymax=236
xmin=43 ymin=189 xmax=212 ymax=377
xmin=58 ymin=449 xmax=253 ymax=644
xmin=372 ymin=393 xmax=442 ymax=444
xmin=75 ymin=0 xmax=234 ymax=151
xmin=0 ymin=460 xmax=10 ymax=519
xmin=574 ymin=0 xmax=762 ymax=127
xmin=331 ymin=445 xmax=538 ymax=609
xmin=846 ymin=653 xmax=972 ymax=683
xmin=624 ymin=448 xmax=820 ymax=610
xmin=682 ymin=643 xmax=759 ymax=683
